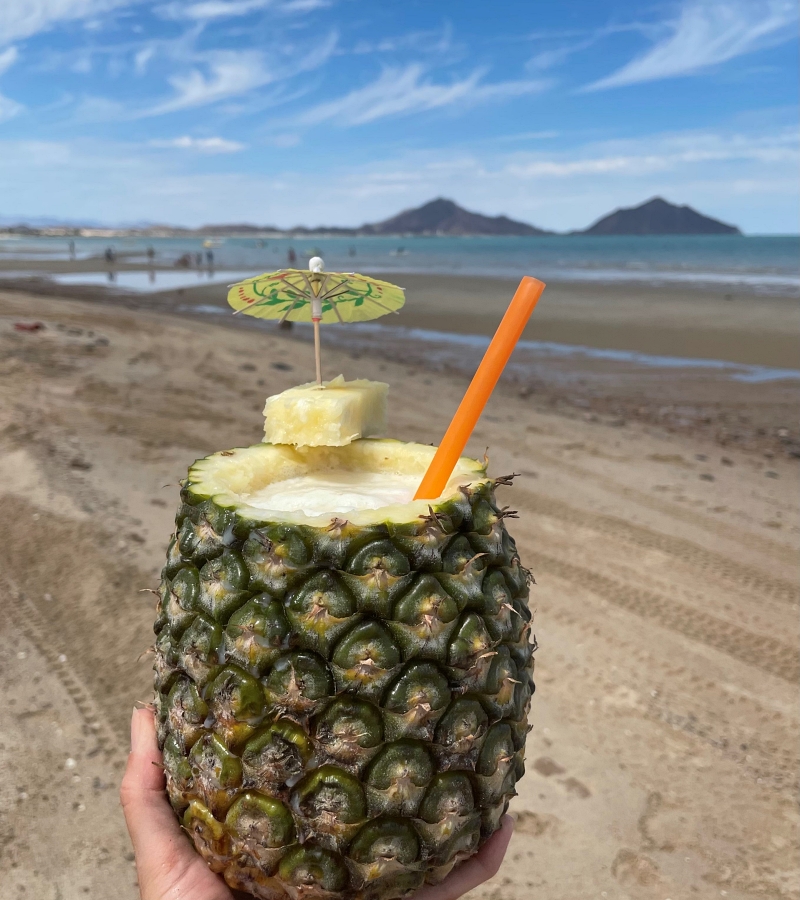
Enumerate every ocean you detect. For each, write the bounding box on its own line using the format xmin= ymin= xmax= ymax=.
xmin=0 ymin=233 xmax=798 ymax=295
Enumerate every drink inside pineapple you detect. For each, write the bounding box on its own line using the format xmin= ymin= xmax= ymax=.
xmin=155 ymin=438 xmax=534 ymax=900
xmin=245 ymin=471 xmax=419 ymax=516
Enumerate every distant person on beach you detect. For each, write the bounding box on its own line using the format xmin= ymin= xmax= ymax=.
xmin=68 ymin=240 xmax=75 ymax=260
xmin=104 ymin=246 xmax=116 ymax=264
xmin=195 ymin=252 xmax=202 ymax=267
xmin=206 ymin=249 xmax=214 ymax=268
xmin=146 ymin=246 xmax=155 ymax=264
xmin=287 ymin=247 xmax=297 ymax=265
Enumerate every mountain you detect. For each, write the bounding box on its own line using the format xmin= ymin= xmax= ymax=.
xmin=360 ymin=198 xmax=550 ymax=236
xmin=580 ymin=197 xmax=740 ymax=236
xmin=2 ymin=196 xmax=744 ymax=238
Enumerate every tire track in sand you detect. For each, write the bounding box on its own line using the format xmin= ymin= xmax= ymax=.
xmin=510 ymin=487 xmax=799 ymax=608
xmin=523 ymin=448 xmax=797 ymax=568
xmin=4 ymin=578 xmax=126 ymax=756
xmin=534 ymin=553 xmax=799 ymax=683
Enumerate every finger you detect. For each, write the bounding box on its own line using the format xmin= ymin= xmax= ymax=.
xmin=120 ymin=709 xmax=201 ymax=891
xmin=413 ymin=816 xmax=515 ymax=900
xmin=127 ymin=706 xmax=164 ymax=791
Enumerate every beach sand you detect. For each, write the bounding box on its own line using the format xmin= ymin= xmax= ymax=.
xmin=0 ymin=286 xmax=798 ymax=900
xmin=2 ymin=262 xmax=798 ymax=369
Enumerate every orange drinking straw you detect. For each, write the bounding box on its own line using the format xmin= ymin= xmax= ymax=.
xmin=414 ymin=276 xmax=546 ymax=500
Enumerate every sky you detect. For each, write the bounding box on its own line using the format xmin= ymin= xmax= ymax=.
xmin=0 ymin=0 xmax=797 ymax=232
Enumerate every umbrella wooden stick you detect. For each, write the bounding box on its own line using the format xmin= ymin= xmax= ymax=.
xmin=414 ymin=276 xmax=545 ymax=500
xmin=307 ymin=259 xmax=327 ymax=384
xmin=311 ymin=290 xmax=323 ymax=384
xmin=313 ymin=318 xmax=322 ymax=384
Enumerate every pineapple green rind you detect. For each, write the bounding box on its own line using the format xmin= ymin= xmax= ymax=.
xmin=154 ymin=440 xmax=535 ymax=900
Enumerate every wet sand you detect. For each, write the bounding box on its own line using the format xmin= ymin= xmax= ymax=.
xmin=1 ymin=262 xmax=798 ymax=368
xmin=0 ymin=286 xmax=797 ymax=900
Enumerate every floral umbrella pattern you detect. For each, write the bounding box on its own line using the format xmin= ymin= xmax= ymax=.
xmin=227 ymin=268 xmax=405 ymax=324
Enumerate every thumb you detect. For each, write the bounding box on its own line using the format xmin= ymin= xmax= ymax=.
xmin=120 ymin=707 xmax=231 ymax=900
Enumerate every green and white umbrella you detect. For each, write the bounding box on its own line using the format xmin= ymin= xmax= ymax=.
xmin=228 ymin=258 xmax=405 ymax=383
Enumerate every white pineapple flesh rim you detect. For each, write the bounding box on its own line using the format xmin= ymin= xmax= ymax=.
xmin=188 ymin=438 xmax=488 ymax=526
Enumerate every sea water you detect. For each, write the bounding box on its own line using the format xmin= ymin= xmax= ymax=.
xmin=1 ymin=234 xmax=797 ymax=295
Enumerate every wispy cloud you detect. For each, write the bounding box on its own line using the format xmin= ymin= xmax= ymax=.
xmin=0 ymin=45 xmax=19 ymax=74
xmin=0 ymin=46 xmax=22 ymax=121
xmin=505 ymin=128 xmax=799 ymax=178
xmin=149 ymin=135 xmax=245 ymax=152
xmin=0 ymin=122 xmax=796 ymax=232
xmin=0 ymin=93 xmax=22 ymax=121
xmin=585 ymin=0 xmax=798 ymax=91
xmin=0 ymin=0 xmax=141 ymax=46
xmin=72 ymin=94 xmax=125 ymax=122
xmin=156 ymin=0 xmax=328 ymax=21
xmin=295 ymin=64 xmax=549 ymax=126
xmin=140 ymin=30 xmax=336 ymax=116
xmin=134 ymin=45 xmax=154 ymax=74
xmin=146 ymin=51 xmax=273 ymax=114
xmin=351 ymin=24 xmax=453 ymax=56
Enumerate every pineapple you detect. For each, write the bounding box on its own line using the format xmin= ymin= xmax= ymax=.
xmin=154 ymin=438 xmax=534 ymax=900
xmin=263 ymin=376 xmax=388 ymax=447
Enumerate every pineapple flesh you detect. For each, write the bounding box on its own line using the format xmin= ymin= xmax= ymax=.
xmin=154 ymin=439 xmax=534 ymax=900
xmin=263 ymin=376 xmax=388 ymax=447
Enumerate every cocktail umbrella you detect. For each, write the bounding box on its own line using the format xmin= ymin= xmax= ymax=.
xmin=227 ymin=257 xmax=405 ymax=384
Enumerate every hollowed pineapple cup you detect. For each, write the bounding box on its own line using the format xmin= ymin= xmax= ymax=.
xmin=154 ymin=439 xmax=534 ymax=900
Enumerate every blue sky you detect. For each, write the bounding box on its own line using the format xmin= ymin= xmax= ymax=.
xmin=0 ymin=0 xmax=797 ymax=231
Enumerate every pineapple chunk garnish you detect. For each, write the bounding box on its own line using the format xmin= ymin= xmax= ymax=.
xmin=263 ymin=375 xmax=388 ymax=447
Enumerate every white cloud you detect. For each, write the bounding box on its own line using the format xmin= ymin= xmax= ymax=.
xmin=0 ymin=123 xmax=795 ymax=234
xmin=0 ymin=0 xmax=141 ymax=46
xmin=295 ymin=64 xmax=549 ymax=127
xmin=352 ymin=24 xmax=453 ymax=56
xmin=0 ymin=46 xmax=19 ymax=74
xmin=72 ymin=94 xmax=125 ymax=121
xmin=134 ymin=45 xmax=155 ymax=74
xmin=139 ymin=29 xmax=336 ymax=116
xmin=0 ymin=47 xmax=22 ymax=121
xmin=266 ymin=133 xmax=301 ymax=147
xmin=156 ymin=0 xmax=327 ymax=20
xmin=505 ymin=129 xmax=798 ymax=179
xmin=0 ymin=93 xmax=22 ymax=121
xmin=149 ymin=135 xmax=245 ymax=152
xmin=585 ymin=0 xmax=798 ymax=90
xmin=144 ymin=50 xmax=274 ymax=114
xmin=281 ymin=0 xmax=328 ymax=10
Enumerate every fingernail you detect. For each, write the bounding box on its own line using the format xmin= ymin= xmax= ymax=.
xmin=130 ymin=706 xmax=145 ymax=752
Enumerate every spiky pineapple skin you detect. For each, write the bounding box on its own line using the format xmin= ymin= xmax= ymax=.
xmin=154 ymin=449 xmax=535 ymax=900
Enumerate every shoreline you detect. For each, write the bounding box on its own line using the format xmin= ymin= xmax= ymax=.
xmin=3 ymin=282 xmax=798 ymax=459
xmin=2 ymin=267 xmax=796 ymax=368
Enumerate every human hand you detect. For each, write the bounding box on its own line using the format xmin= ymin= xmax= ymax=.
xmin=121 ymin=708 xmax=514 ymax=900
xmin=121 ymin=707 xmax=233 ymax=900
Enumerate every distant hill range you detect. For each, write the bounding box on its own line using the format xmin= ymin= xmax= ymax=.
xmin=1 ymin=196 xmax=741 ymax=237
xmin=359 ymin=198 xmax=550 ymax=236
xmin=580 ymin=197 xmax=740 ymax=236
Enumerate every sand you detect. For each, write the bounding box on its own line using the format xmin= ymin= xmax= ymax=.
xmin=0 ymin=286 xmax=798 ymax=900
xmin=1 ymin=263 xmax=798 ymax=369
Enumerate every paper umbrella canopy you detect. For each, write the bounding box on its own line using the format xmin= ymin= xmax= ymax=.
xmin=227 ymin=261 xmax=405 ymax=324
xmin=226 ymin=257 xmax=405 ymax=383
